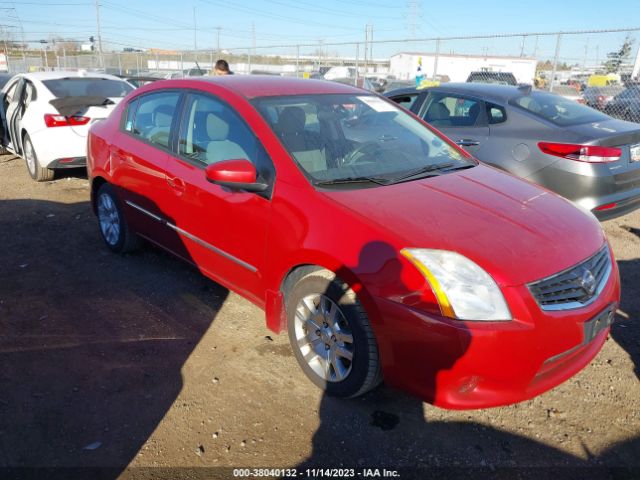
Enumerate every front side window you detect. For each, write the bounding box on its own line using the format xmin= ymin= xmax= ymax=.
xmin=253 ymin=94 xmax=474 ymax=187
xmin=178 ymin=93 xmax=262 ymax=166
xmin=129 ymin=91 xmax=180 ymax=148
xmin=511 ymin=91 xmax=609 ymax=126
xmin=421 ymin=94 xmax=482 ymax=127
xmin=177 ymin=93 xmax=275 ymax=185
xmin=43 ymin=78 xmax=133 ymax=98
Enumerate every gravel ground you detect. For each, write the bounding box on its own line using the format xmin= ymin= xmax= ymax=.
xmin=0 ymin=154 xmax=638 ymax=480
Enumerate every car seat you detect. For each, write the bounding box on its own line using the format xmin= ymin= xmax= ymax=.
xmin=274 ymin=106 xmax=326 ymax=173
xmin=205 ymin=113 xmax=249 ymax=164
xmin=147 ymin=104 xmax=174 ymax=147
xmin=424 ymin=102 xmax=450 ymax=126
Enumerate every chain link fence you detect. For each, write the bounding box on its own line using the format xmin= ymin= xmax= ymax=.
xmin=3 ymin=28 xmax=640 ymax=122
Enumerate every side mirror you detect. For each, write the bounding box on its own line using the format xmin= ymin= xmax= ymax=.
xmin=204 ymin=159 xmax=268 ymax=192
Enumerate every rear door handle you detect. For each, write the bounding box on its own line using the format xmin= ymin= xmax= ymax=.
xmin=456 ymin=139 xmax=480 ymax=147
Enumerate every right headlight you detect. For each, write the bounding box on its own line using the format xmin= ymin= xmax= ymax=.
xmin=401 ymin=248 xmax=512 ymax=321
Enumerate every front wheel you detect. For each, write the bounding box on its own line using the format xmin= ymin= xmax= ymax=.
xmin=96 ymin=183 xmax=140 ymax=253
xmin=286 ymin=269 xmax=382 ymax=398
xmin=24 ymin=134 xmax=54 ymax=182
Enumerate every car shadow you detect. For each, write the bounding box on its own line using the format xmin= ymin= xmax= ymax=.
xmin=0 ymin=197 xmax=228 ymax=477
xmin=611 ymin=259 xmax=640 ymax=380
xmin=297 ymin=242 xmax=640 ymax=479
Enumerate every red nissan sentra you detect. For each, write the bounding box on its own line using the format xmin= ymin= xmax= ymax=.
xmin=87 ymin=76 xmax=620 ymax=409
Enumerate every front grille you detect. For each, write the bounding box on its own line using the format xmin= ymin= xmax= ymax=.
xmin=528 ymin=245 xmax=612 ymax=311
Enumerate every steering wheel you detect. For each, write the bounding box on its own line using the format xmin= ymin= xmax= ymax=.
xmin=341 ymin=141 xmax=381 ymax=166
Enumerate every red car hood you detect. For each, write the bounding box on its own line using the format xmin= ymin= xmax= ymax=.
xmin=323 ymin=165 xmax=605 ymax=286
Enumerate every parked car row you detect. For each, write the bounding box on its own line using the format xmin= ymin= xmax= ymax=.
xmin=0 ymin=73 xmax=628 ymax=410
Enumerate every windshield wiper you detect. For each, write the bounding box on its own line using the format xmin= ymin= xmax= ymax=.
xmin=314 ymin=176 xmax=388 ymax=186
xmin=384 ymin=162 xmax=455 ymax=185
xmin=440 ymin=163 xmax=476 ymax=172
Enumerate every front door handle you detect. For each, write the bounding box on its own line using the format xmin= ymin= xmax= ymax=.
xmin=167 ymin=176 xmax=186 ymax=195
xmin=456 ymin=139 xmax=480 ymax=147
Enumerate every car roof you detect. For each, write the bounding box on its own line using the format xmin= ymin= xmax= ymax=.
xmin=17 ymin=71 xmax=124 ymax=81
xmin=182 ymin=75 xmax=367 ymax=98
xmin=386 ymin=82 xmax=531 ymax=103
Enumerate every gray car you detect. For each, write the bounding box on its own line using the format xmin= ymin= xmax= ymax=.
xmin=385 ymin=83 xmax=640 ymax=220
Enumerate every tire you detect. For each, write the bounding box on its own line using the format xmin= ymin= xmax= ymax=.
xmin=23 ymin=133 xmax=54 ymax=182
xmin=95 ymin=183 xmax=140 ymax=253
xmin=286 ymin=269 xmax=382 ymax=398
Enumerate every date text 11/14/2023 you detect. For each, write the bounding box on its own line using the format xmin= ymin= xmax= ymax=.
xmin=232 ymin=468 xmax=400 ymax=477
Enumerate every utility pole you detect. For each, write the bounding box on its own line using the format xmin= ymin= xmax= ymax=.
xmin=582 ymin=37 xmax=589 ymax=74
xmin=406 ymin=0 xmax=420 ymax=39
xmin=193 ymin=6 xmax=197 ymax=51
xmin=215 ymin=26 xmax=221 ymax=53
xmin=369 ymin=24 xmax=373 ymax=71
xmin=251 ymin=22 xmax=256 ymax=56
xmin=95 ymin=0 xmax=103 ymax=69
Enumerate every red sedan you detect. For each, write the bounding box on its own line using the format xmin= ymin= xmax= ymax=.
xmin=87 ymin=76 xmax=620 ymax=409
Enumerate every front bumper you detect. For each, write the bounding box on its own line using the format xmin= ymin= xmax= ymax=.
xmin=371 ymin=257 xmax=621 ymax=409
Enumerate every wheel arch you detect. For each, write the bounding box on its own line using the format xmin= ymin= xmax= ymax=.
xmin=90 ymin=176 xmax=109 ymax=214
xmin=265 ymin=260 xmax=380 ymax=334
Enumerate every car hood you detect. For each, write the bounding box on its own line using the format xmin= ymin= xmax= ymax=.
xmin=322 ymin=165 xmax=605 ymax=286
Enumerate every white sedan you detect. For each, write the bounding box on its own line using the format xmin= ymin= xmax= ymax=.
xmin=0 ymin=71 xmax=133 ymax=181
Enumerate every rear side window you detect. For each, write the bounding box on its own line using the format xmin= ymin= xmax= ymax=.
xmin=42 ymin=78 xmax=133 ymax=98
xmin=486 ymin=103 xmax=506 ymax=124
xmin=421 ymin=94 xmax=482 ymax=127
xmin=511 ymin=92 xmax=608 ymax=126
xmin=128 ymin=91 xmax=181 ymax=148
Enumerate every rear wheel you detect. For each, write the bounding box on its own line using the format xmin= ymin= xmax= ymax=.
xmin=286 ymin=269 xmax=382 ymax=398
xmin=24 ymin=134 xmax=54 ymax=182
xmin=96 ymin=183 xmax=140 ymax=253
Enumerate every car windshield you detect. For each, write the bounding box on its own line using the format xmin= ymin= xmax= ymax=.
xmin=42 ymin=78 xmax=133 ymax=98
xmin=511 ymin=91 xmax=609 ymax=126
xmin=252 ymin=94 xmax=474 ymax=186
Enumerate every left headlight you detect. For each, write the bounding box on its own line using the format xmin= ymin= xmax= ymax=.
xmin=401 ymin=248 xmax=511 ymax=321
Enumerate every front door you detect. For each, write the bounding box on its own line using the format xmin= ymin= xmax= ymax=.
xmin=419 ymin=92 xmax=490 ymax=156
xmin=1 ymin=78 xmax=25 ymax=152
xmin=162 ymin=92 xmax=275 ymax=303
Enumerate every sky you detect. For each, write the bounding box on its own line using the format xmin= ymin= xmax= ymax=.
xmin=1 ymin=0 xmax=639 ymax=63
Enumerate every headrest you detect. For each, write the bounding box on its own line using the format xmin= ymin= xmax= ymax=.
xmin=276 ymin=106 xmax=306 ymax=134
xmin=153 ymin=104 xmax=174 ymax=128
xmin=206 ymin=113 xmax=230 ymax=141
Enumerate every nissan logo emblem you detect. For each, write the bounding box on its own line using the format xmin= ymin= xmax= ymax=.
xmin=580 ymin=268 xmax=597 ymax=296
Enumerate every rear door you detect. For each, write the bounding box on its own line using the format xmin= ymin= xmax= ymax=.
xmin=110 ymin=90 xmax=183 ymax=251
xmin=418 ymin=91 xmax=489 ymax=155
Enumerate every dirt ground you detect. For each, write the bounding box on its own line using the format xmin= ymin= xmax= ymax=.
xmin=0 ymin=154 xmax=638 ymax=480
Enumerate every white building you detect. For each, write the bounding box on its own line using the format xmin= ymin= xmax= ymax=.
xmin=390 ymin=52 xmax=537 ymax=84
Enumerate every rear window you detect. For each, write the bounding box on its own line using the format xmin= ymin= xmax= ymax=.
xmin=510 ymin=91 xmax=609 ymax=126
xmin=42 ymin=78 xmax=133 ymax=98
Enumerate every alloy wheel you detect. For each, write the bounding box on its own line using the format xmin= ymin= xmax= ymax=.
xmin=97 ymin=193 xmax=121 ymax=246
xmin=294 ymin=294 xmax=354 ymax=382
